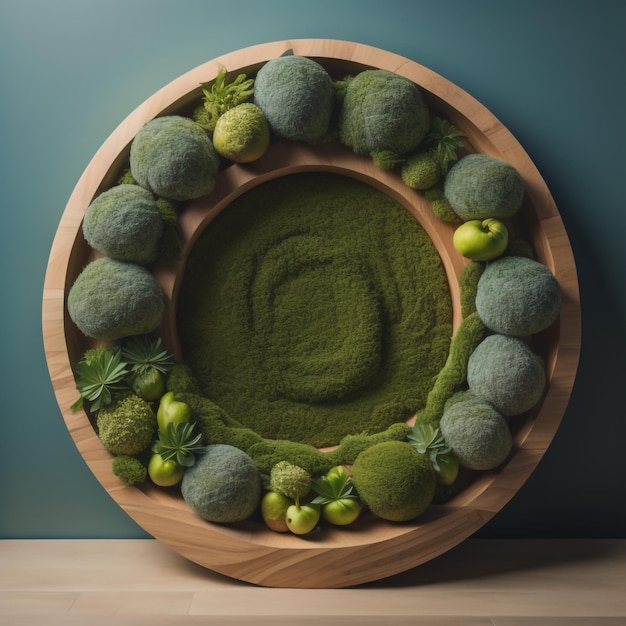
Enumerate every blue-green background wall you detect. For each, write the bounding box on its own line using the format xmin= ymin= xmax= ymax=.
xmin=1 ymin=0 xmax=624 ymax=539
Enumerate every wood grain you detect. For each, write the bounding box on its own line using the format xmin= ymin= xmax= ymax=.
xmin=2 ymin=539 xmax=624 ymax=624
xmin=41 ymin=39 xmax=581 ymax=588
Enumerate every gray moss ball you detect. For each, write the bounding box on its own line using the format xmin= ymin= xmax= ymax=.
xmin=129 ymin=115 xmax=219 ymax=201
xmin=67 ymin=257 xmax=165 ymax=341
xmin=82 ymin=184 xmax=163 ymax=264
xmin=444 ymin=154 xmax=524 ymax=220
xmin=467 ymin=334 xmax=546 ymax=416
xmin=339 ymin=69 xmax=430 ymax=157
xmin=476 ymin=256 xmax=562 ymax=336
xmin=440 ymin=390 xmax=513 ymax=470
xmin=181 ymin=444 xmax=261 ymax=524
xmin=254 ymin=55 xmax=335 ymax=143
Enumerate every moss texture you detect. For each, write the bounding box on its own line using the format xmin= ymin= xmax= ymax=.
xmin=68 ymin=257 xmax=165 ymax=341
xmin=338 ymin=69 xmax=430 ymax=158
xmin=96 ymin=394 xmax=156 ymax=456
xmin=351 ymin=440 xmax=436 ymax=522
xmin=253 ymin=55 xmax=335 ymax=143
xmin=476 ymin=256 xmax=562 ymax=336
xmin=443 ymin=153 xmax=524 ymax=221
xmin=177 ymin=173 xmax=452 ymax=448
xmin=82 ymin=184 xmax=164 ymax=264
xmin=467 ymin=334 xmax=546 ymax=416
xmin=180 ymin=444 xmax=261 ymax=524
xmin=440 ymin=390 xmax=513 ymax=470
xmin=129 ymin=115 xmax=219 ymax=201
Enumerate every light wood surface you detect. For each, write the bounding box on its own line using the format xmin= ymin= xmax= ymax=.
xmin=1 ymin=539 xmax=625 ymax=625
xmin=41 ymin=39 xmax=582 ymax=587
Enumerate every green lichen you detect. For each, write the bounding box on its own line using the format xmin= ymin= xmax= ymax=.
xmin=177 ymin=173 xmax=452 ymax=448
xmin=460 ymin=261 xmax=485 ymax=318
xmin=424 ymin=186 xmax=461 ymax=223
xmin=415 ymin=312 xmax=488 ymax=427
xmin=96 ymin=394 xmax=157 ymax=456
xmin=401 ymin=151 xmax=441 ymax=190
xmin=112 ymin=455 xmax=147 ymax=485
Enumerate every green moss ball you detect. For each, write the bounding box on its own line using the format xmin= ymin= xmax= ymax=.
xmin=67 ymin=257 xmax=165 ymax=341
xmin=253 ymin=55 xmax=335 ymax=143
xmin=339 ymin=69 xmax=430 ymax=157
xmin=467 ymin=334 xmax=546 ymax=416
xmin=444 ymin=154 xmax=524 ymax=220
xmin=181 ymin=444 xmax=261 ymax=524
xmin=351 ymin=441 xmax=436 ymax=522
xmin=97 ymin=395 xmax=157 ymax=456
xmin=82 ymin=184 xmax=164 ymax=264
xmin=401 ymin=152 xmax=441 ymax=190
xmin=476 ymin=256 xmax=562 ymax=336
xmin=129 ymin=115 xmax=219 ymax=201
xmin=440 ymin=391 xmax=513 ymax=470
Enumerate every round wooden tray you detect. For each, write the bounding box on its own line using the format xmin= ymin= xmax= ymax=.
xmin=42 ymin=39 xmax=581 ymax=588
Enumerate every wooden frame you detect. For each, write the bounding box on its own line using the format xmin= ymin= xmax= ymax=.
xmin=42 ymin=39 xmax=581 ymax=588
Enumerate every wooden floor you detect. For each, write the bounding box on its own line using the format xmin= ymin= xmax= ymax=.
xmin=1 ymin=539 xmax=625 ymax=625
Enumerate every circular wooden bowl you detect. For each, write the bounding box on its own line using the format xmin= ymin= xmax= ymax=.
xmin=42 ymin=39 xmax=581 ymax=588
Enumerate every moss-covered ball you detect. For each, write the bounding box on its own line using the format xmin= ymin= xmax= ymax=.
xmin=440 ymin=391 xmax=513 ymax=470
xmin=444 ymin=154 xmax=524 ymax=221
xmin=351 ymin=441 xmax=436 ymax=522
xmin=181 ymin=444 xmax=261 ymax=524
xmin=253 ymin=55 xmax=335 ymax=143
xmin=129 ymin=115 xmax=219 ymax=201
xmin=82 ymin=184 xmax=164 ymax=264
xmin=212 ymin=103 xmax=270 ymax=163
xmin=476 ymin=256 xmax=562 ymax=336
xmin=467 ymin=334 xmax=546 ymax=416
xmin=339 ymin=69 xmax=430 ymax=158
xmin=401 ymin=151 xmax=441 ymax=190
xmin=96 ymin=394 xmax=157 ymax=456
xmin=67 ymin=257 xmax=165 ymax=341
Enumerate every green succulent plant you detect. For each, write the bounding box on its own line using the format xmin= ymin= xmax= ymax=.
xmin=194 ymin=67 xmax=255 ymax=133
xmin=71 ymin=347 xmax=129 ymax=412
xmin=152 ymin=421 xmax=204 ymax=468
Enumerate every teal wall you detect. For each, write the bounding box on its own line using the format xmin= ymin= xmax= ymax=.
xmin=1 ymin=0 xmax=624 ymax=539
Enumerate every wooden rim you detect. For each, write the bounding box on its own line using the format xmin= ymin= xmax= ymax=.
xmin=42 ymin=39 xmax=581 ymax=588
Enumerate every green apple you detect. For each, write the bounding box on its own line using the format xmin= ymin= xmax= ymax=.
xmin=322 ymin=498 xmax=362 ymax=526
xmin=285 ymin=503 xmax=320 ymax=535
xmin=453 ymin=218 xmax=509 ymax=261
xmin=436 ymin=453 xmax=460 ymax=486
xmin=261 ymin=491 xmax=292 ymax=533
xmin=147 ymin=453 xmax=184 ymax=487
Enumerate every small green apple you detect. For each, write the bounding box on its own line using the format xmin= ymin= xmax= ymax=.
xmin=322 ymin=498 xmax=363 ymax=526
xmin=285 ymin=503 xmax=320 ymax=535
xmin=436 ymin=453 xmax=460 ymax=486
xmin=261 ymin=491 xmax=292 ymax=533
xmin=453 ymin=218 xmax=509 ymax=261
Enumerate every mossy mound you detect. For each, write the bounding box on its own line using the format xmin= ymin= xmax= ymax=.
xmin=467 ymin=334 xmax=546 ymax=416
xmin=351 ymin=441 xmax=436 ymax=522
xmin=177 ymin=173 xmax=452 ymax=447
xmin=476 ymin=256 xmax=562 ymax=336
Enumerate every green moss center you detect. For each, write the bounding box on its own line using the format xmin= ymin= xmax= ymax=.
xmin=177 ymin=173 xmax=452 ymax=447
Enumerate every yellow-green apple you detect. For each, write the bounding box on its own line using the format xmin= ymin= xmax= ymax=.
xmin=285 ymin=503 xmax=320 ymax=535
xmin=453 ymin=218 xmax=508 ymax=261
xmin=260 ymin=491 xmax=292 ymax=533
